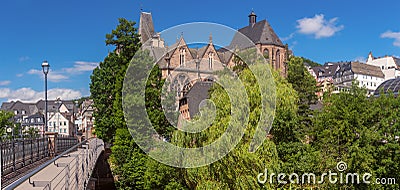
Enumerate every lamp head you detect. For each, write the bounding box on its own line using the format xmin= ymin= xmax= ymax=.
xmin=42 ymin=60 xmax=50 ymax=74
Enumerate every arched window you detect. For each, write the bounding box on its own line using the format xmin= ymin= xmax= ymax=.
xmin=276 ymin=50 xmax=281 ymax=70
xmin=179 ymin=48 xmax=186 ymax=66
xmin=263 ymin=49 xmax=269 ymax=60
xmin=208 ymin=52 xmax=214 ymax=69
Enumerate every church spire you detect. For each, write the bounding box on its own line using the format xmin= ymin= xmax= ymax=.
xmin=248 ymin=10 xmax=257 ymax=26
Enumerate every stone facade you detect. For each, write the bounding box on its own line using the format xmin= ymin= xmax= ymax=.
xmin=139 ymin=10 xmax=289 ymax=119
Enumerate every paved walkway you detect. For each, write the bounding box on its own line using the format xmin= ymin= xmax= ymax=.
xmin=10 ymin=139 xmax=104 ymax=190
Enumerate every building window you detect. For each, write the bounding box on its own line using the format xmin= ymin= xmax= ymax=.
xmin=179 ymin=48 xmax=186 ymax=66
xmin=22 ymin=110 xmax=26 ymax=115
xmin=263 ymin=49 xmax=269 ymax=59
xmin=14 ymin=110 xmax=18 ymax=115
xmin=64 ymin=129 xmax=66 ymax=133
xmin=208 ymin=52 xmax=214 ymax=69
xmin=64 ymin=121 xmax=67 ymax=126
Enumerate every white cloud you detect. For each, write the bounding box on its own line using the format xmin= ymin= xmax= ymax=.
xmin=281 ymin=33 xmax=295 ymax=41
xmin=354 ymin=56 xmax=366 ymax=63
xmin=0 ymin=81 xmax=11 ymax=86
xmin=26 ymin=61 xmax=98 ymax=83
xmin=64 ymin=61 xmax=99 ymax=73
xmin=19 ymin=56 xmax=30 ymax=62
xmin=16 ymin=73 xmax=23 ymax=77
xmin=28 ymin=69 xmax=69 ymax=82
xmin=297 ymin=14 xmax=344 ymax=39
xmin=381 ymin=31 xmax=400 ymax=47
xmin=0 ymin=87 xmax=82 ymax=102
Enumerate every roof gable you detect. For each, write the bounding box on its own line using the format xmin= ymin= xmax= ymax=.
xmin=199 ymin=43 xmax=222 ymax=63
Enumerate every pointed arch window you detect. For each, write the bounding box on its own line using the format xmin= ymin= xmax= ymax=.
xmin=263 ymin=49 xmax=269 ymax=59
xmin=180 ymin=48 xmax=186 ymax=66
xmin=208 ymin=52 xmax=214 ymax=69
xmin=276 ymin=50 xmax=281 ymax=70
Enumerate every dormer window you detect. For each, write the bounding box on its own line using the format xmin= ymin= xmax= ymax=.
xmin=179 ymin=48 xmax=186 ymax=66
xmin=208 ymin=52 xmax=214 ymax=69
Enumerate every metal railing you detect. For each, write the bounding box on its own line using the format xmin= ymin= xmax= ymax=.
xmin=1 ymin=136 xmax=49 ymax=177
xmin=1 ymin=134 xmax=79 ymax=189
xmin=56 ymin=135 xmax=79 ymax=154
xmin=4 ymin=138 xmax=104 ymax=190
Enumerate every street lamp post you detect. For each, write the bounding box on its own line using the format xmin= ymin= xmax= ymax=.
xmin=42 ymin=61 xmax=50 ymax=132
xmin=74 ymin=100 xmax=78 ymax=137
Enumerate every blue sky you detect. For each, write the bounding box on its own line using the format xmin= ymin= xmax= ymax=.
xmin=1 ymin=0 xmax=399 ymax=103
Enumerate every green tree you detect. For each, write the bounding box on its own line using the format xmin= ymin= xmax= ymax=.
xmin=90 ymin=18 xmax=140 ymax=142
xmin=170 ymin=64 xmax=299 ymax=189
xmin=0 ymin=110 xmax=14 ymax=137
xmin=287 ymin=56 xmax=317 ymax=142
xmin=110 ymin=49 xmax=185 ymax=189
xmin=287 ymin=56 xmax=317 ymax=112
xmin=311 ymin=83 xmax=400 ymax=189
xmin=301 ymin=57 xmax=320 ymax=67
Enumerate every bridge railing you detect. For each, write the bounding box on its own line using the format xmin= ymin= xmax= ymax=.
xmin=1 ymin=136 xmax=49 ymax=177
xmin=4 ymin=138 xmax=104 ymax=190
xmin=0 ymin=133 xmax=79 ymax=188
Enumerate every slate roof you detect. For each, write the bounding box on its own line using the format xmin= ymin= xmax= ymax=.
xmin=181 ymin=81 xmax=213 ymax=118
xmin=22 ymin=113 xmax=44 ymax=126
xmin=1 ymin=99 xmax=77 ymax=117
xmin=139 ymin=12 xmax=155 ymax=44
xmin=350 ymin=62 xmax=384 ymax=78
xmin=230 ymin=19 xmax=284 ymax=48
xmin=312 ymin=64 xmax=339 ymax=78
xmin=393 ymin=57 xmax=400 ymax=67
xmin=217 ymin=48 xmax=234 ymax=64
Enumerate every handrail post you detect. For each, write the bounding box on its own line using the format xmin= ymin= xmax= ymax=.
xmin=12 ymin=138 xmax=15 ymax=171
xmin=45 ymin=132 xmax=58 ymax=157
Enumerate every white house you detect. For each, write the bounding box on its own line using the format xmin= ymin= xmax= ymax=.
xmin=334 ymin=62 xmax=385 ymax=94
xmin=366 ymin=52 xmax=400 ymax=80
xmin=48 ymin=112 xmax=74 ymax=136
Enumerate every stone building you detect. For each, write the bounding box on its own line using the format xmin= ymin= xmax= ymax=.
xmin=139 ymin=10 xmax=289 ymax=120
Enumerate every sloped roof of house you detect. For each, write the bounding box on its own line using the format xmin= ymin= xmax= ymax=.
xmin=350 ymin=62 xmax=384 ymax=78
xmin=393 ymin=57 xmax=400 ymax=67
xmin=1 ymin=99 xmax=77 ymax=116
xmin=312 ymin=64 xmax=340 ymax=78
xmin=182 ymin=81 xmax=213 ymax=118
xmin=230 ymin=19 xmax=284 ymax=49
